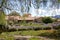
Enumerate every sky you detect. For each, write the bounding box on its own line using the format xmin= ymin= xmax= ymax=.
xmin=1 ymin=0 xmax=60 ymax=17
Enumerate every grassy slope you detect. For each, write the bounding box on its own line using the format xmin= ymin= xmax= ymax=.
xmin=0 ymin=30 xmax=59 ymax=40
xmin=0 ymin=30 xmax=54 ymax=36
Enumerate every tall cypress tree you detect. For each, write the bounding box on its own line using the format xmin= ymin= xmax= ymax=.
xmin=0 ymin=11 xmax=6 ymax=25
xmin=0 ymin=0 xmax=12 ymax=25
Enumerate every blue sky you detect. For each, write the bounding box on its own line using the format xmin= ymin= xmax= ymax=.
xmin=3 ymin=0 xmax=60 ymax=17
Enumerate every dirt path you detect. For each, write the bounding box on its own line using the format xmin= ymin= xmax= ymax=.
xmin=14 ymin=35 xmax=55 ymax=40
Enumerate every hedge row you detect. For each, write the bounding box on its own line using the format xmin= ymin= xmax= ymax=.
xmin=7 ymin=26 xmax=60 ymax=32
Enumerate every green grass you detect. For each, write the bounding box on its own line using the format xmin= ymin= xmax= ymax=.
xmin=0 ymin=30 xmax=54 ymax=36
xmin=0 ymin=30 xmax=57 ymax=40
xmin=20 ymin=30 xmax=53 ymax=36
xmin=29 ymin=37 xmax=40 ymax=40
xmin=0 ymin=35 xmax=14 ymax=40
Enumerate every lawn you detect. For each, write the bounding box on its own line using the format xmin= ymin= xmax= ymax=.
xmin=29 ymin=37 xmax=42 ymax=40
xmin=0 ymin=30 xmax=54 ymax=36
xmin=0 ymin=30 xmax=58 ymax=40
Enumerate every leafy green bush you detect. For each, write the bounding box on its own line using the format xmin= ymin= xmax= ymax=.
xmin=0 ymin=11 xmax=7 ymax=32
xmin=53 ymin=25 xmax=60 ymax=29
xmin=8 ymin=11 xmax=20 ymax=16
xmin=38 ymin=32 xmax=52 ymax=37
xmin=0 ymin=25 xmax=9 ymax=32
xmin=8 ymin=28 xmax=17 ymax=32
xmin=0 ymin=12 xmax=6 ymax=25
xmin=5 ymin=36 xmax=14 ymax=40
xmin=53 ymin=30 xmax=60 ymax=37
xmin=42 ymin=17 xmax=53 ymax=24
xmin=58 ymin=0 xmax=60 ymax=3
xmin=43 ymin=27 xmax=51 ymax=30
xmin=38 ymin=30 xmax=60 ymax=38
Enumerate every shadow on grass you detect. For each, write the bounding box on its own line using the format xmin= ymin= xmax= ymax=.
xmin=38 ymin=30 xmax=60 ymax=40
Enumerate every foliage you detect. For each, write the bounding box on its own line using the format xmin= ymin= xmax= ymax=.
xmin=8 ymin=28 xmax=17 ymax=32
xmin=7 ymin=21 xmax=14 ymax=26
xmin=8 ymin=11 xmax=21 ymax=16
xmin=0 ymin=35 xmax=14 ymax=40
xmin=53 ymin=18 xmax=57 ymax=22
xmin=0 ymin=0 xmax=11 ymax=11
xmin=22 ymin=13 xmax=31 ymax=17
xmin=29 ymin=37 xmax=40 ymax=40
xmin=0 ymin=0 xmax=11 ymax=32
xmin=58 ymin=0 xmax=60 ymax=3
xmin=7 ymin=11 xmax=21 ymax=25
xmin=34 ymin=17 xmax=43 ymax=23
xmin=0 ymin=11 xmax=6 ymax=25
xmin=0 ymin=30 xmax=54 ymax=36
xmin=39 ymin=30 xmax=60 ymax=39
xmin=52 ymin=30 xmax=60 ymax=38
xmin=53 ymin=25 xmax=60 ymax=29
xmin=42 ymin=17 xmax=53 ymax=24
xmin=0 ymin=0 xmax=6 ymax=8
xmin=39 ymin=31 xmax=53 ymax=37
xmin=0 ymin=30 xmax=59 ymax=40
xmin=0 ymin=11 xmax=8 ymax=32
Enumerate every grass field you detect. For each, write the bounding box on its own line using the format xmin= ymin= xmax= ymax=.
xmin=0 ymin=30 xmax=54 ymax=36
xmin=0 ymin=30 xmax=59 ymax=40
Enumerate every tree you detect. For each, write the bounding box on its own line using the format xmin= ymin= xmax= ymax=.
xmin=8 ymin=11 xmax=21 ymax=16
xmin=0 ymin=11 xmax=8 ymax=32
xmin=22 ymin=13 xmax=31 ymax=17
xmin=0 ymin=11 xmax=6 ymax=25
xmin=0 ymin=0 xmax=11 ymax=32
xmin=58 ymin=0 xmax=60 ymax=2
xmin=34 ymin=17 xmax=43 ymax=23
xmin=0 ymin=0 xmax=11 ymax=25
xmin=0 ymin=0 xmax=11 ymax=11
xmin=7 ymin=11 xmax=21 ymax=25
xmin=20 ymin=13 xmax=31 ymax=24
xmin=42 ymin=17 xmax=53 ymax=24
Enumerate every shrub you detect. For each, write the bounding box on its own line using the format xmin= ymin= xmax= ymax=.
xmin=43 ymin=27 xmax=51 ymax=30
xmin=38 ymin=32 xmax=52 ymax=37
xmin=8 ymin=28 xmax=17 ymax=32
xmin=0 ymin=25 xmax=9 ymax=32
xmin=53 ymin=25 xmax=60 ymax=29
xmin=53 ymin=30 xmax=60 ymax=37
xmin=38 ymin=30 xmax=60 ymax=38
xmin=42 ymin=17 xmax=53 ymax=24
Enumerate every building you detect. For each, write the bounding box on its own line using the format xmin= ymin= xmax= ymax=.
xmin=5 ymin=13 xmax=43 ymax=23
xmin=6 ymin=14 xmax=36 ymax=23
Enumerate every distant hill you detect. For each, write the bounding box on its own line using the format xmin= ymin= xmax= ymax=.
xmin=52 ymin=15 xmax=60 ymax=18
